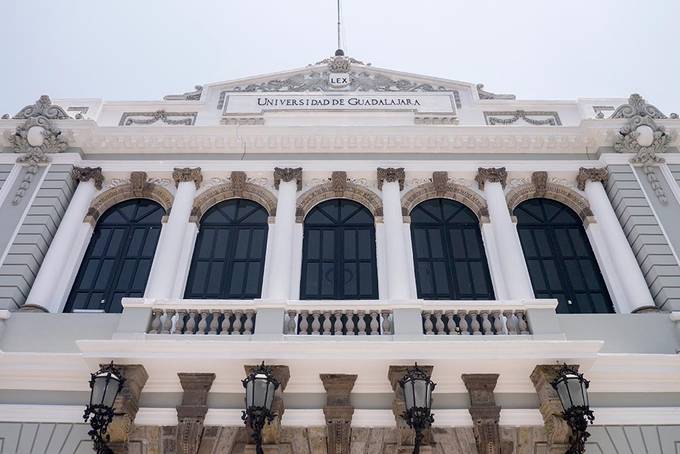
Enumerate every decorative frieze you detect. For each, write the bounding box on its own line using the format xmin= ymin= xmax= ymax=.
xmin=320 ymin=374 xmax=357 ymax=454
xmin=72 ymin=166 xmax=104 ymax=190
xmin=13 ymin=95 xmax=70 ymax=120
xmin=273 ymin=167 xmax=303 ymax=191
xmin=172 ymin=167 xmax=203 ymax=189
xmin=576 ymin=167 xmax=608 ymax=191
xmin=484 ymin=110 xmax=561 ymax=126
xmin=176 ymin=373 xmax=215 ymax=454
xmin=475 ymin=167 xmax=507 ymax=190
xmin=462 ymin=374 xmax=511 ymax=454
xmin=377 ymin=167 xmax=405 ymax=191
xmin=119 ymin=110 xmax=197 ymax=126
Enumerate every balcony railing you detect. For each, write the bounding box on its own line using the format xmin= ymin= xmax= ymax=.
xmin=285 ymin=303 xmax=393 ymax=335
xmin=422 ymin=308 xmax=529 ymax=335
xmin=146 ymin=302 xmax=256 ymax=335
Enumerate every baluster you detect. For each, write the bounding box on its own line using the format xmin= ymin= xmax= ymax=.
xmin=381 ymin=310 xmax=392 ymax=335
xmin=149 ymin=309 xmax=162 ymax=334
xmin=345 ymin=311 xmax=355 ymax=335
xmin=185 ymin=311 xmax=197 ymax=334
xmin=174 ymin=310 xmax=186 ymax=335
xmin=423 ymin=312 xmax=434 ymax=335
xmin=357 ymin=310 xmax=367 ymax=335
xmin=208 ymin=310 xmax=221 ymax=334
xmin=492 ymin=311 xmax=504 ymax=335
xmin=232 ymin=311 xmax=243 ymax=335
xmin=517 ymin=311 xmax=530 ymax=334
xmin=481 ymin=312 xmax=492 ymax=335
xmin=221 ymin=310 xmax=233 ymax=335
xmin=197 ymin=311 xmax=209 ymax=334
xmin=322 ymin=312 xmax=332 ymax=335
xmin=311 ymin=311 xmax=321 ymax=335
xmin=333 ymin=311 xmax=343 ymax=335
xmin=160 ymin=309 xmax=174 ymax=334
xmin=300 ymin=310 xmax=309 ymax=335
xmin=243 ymin=310 xmax=255 ymax=335
xmin=457 ymin=310 xmax=469 ymax=335
xmin=369 ymin=311 xmax=379 ymax=335
xmin=505 ymin=310 xmax=518 ymax=335
xmin=287 ymin=310 xmax=298 ymax=335
xmin=470 ymin=311 xmax=481 ymax=335
xmin=434 ymin=311 xmax=445 ymax=335
xmin=445 ymin=311 xmax=455 ymax=335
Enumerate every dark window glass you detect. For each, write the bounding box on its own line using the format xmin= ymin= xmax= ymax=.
xmin=185 ymin=199 xmax=268 ymax=299
xmin=515 ymin=198 xmax=614 ymax=313
xmin=410 ymin=199 xmax=495 ymax=300
xmin=65 ymin=199 xmax=164 ymax=313
xmin=301 ymin=199 xmax=378 ymax=299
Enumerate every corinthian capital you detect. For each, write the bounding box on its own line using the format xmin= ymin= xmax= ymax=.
xmin=72 ymin=166 xmax=103 ymax=190
xmin=475 ymin=167 xmax=507 ymax=190
xmin=172 ymin=167 xmax=202 ymax=189
xmin=274 ymin=167 xmax=302 ymax=191
xmin=576 ymin=167 xmax=608 ymax=191
xmin=377 ymin=167 xmax=405 ymax=190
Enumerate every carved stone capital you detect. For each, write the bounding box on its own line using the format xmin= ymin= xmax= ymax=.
xmin=377 ymin=167 xmax=405 ymax=191
xmin=532 ymin=171 xmax=548 ymax=197
xmin=106 ymin=364 xmax=148 ymax=446
xmin=321 ymin=374 xmax=357 ymax=454
xmin=331 ymin=171 xmax=348 ymax=196
xmin=462 ymin=374 xmax=509 ymax=454
xmin=176 ymin=373 xmax=215 ymax=454
xmin=230 ymin=171 xmax=247 ymax=196
xmin=531 ymin=365 xmax=579 ymax=452
xmin=72 ymin=167 xmax=104 ymax=190
xmin=475 ymin=167 xmax=507 ymax=190
xmin=172 ymin=167 xmax=203 ymax=189
xmin=130 ymin=171 xmax=148 ymax=197
xmin=244 ymin=365 xmax=290 ymax=444
xmin=576 ymin=167 xmax=608 ymax=191
xmin=274 ymin=167 xmax=302 ymax=191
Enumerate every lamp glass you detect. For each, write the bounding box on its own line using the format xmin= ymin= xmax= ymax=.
xmin=90 ymin=370 xmax=122 ymax=413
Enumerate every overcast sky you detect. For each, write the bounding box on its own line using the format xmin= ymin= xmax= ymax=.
xmin=1 ymin=0 xmax=679 ymax=116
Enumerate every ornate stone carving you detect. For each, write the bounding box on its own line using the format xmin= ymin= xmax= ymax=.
xmin=476 ymin=84 xmax=516 ymax=100
xmin=273 ymin=167 xmax=303 ymax=191
xmin=328 ymin=54 xmax=351 ymax=73
xmin=331 ymin=171 xmax=348 ymax=195
xmin=388 ymin=365 xmax=434 ymax=451
xmin=475 ymin=167 xmax=508 ymax=190
xmin=296 ymin=181 xmax=383 ymax=222
xmin=320 ymin=374 xmax=357 ymax=454
xmin=164 ymin=85 xmax=203 ymax=101
xmin=230 ymin=171 xmax=247 ymax=196
xmin=131 ymin=171 xmax=148 ymax=197
xmin=532 ymin=171 xmax=548 ymax=197
xmin=119 ymin=110 xmax=197 ymax=126
xmin=432 ymin=171 xmax=449 ymax=196
xmin=13 ymin=95 xmax=70 ymax=120
xmin=176 ymin=373 xmax=215 ymax=454
xmin=191 ymin=179 xmax=278 ymax=222
xmin=401 ymin=178 xmax=490 ymax=224
xmin=244 ymin=365 xmax=290 ymax=445
xmin=106 ymin=364 xmax=148 ymax=451
xmin=613 ymin=94 xmax=675 ymax=205
xmin=506 ymin=181 xmax=594 ymax=222
xmin=72 ymin=167 xmax=104 ymax=190
xmin=576 ymin=168 xmax=608 ymax=191
xmin=377 ymin=167 xmax=405 ymax=191
xmin=484 ymin=110 xmax=561 ymax=126
xmin=531 ymin=365 xmax=577 ymax=454
xmin=462 ymin=374 xmax=512 ymax=454
xmin=172 ymin=167 xmax=202 ymax=189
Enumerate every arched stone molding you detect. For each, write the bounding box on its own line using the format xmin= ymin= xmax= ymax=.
xmin=84 ymin=172 xmax=174 ymax=226
xmin=401 ymin=176 xmax=489 ymax=224
xmin=506 ymin=175 xmax=594 ymax=223
xmin=191 ymin=176 xmax=277 ymax=224
xmin=295 ymin=179 xmax=383 ymax=223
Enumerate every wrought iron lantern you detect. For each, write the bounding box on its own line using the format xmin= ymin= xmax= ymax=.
xmin=83 ymin=362 xmax=125 ymax=454
xmin=551 ymin=365 xmax=595 ymax=454
xmin=242 ymin=362 xmax=280 ymax=454
xmin=398 ymin=364 xmax=436 ymax=454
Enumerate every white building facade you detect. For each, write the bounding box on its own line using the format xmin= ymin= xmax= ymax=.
xmin=0 ymin=52 xmax=679 ymax=453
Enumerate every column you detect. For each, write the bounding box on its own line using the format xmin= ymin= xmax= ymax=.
xmin=378 ymin=168 xmax=413 ymax=300
xmin=145 ymin=168 xmax=201 ymax=299
xmin=578 ymin=168 xmax=654 ymax=312
xmin=476 ymin=168 xmax=534 ymax=300
xmin=265 ymin=167 xmax=302 ymax=300
xmin=25 ymin=167 xmax=102 ymax=312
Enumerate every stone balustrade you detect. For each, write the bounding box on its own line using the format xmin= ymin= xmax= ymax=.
xmin=147 ymin=305 xmax=256 ymax=335
xmin=422 ymin=308 xmax=529 ymax=335
xmin=285 ymin=307 xmax=393 ymax=335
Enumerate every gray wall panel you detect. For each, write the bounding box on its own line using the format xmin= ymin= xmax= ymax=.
xmin=0 ymin=422 xmax=92 ymax=454
xmin=0 ymin=165 xmax=14 ymax=190
xmin=586 ymin=425 xmax=680 ymax=454
xmin=606 ymin=164 xmax=680 ymax=311
xmin=0 ymin=165 xmax=75 ymax=311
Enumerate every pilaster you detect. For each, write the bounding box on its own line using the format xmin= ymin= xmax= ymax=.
xmin=388 ymin=365 xmax=433 ymax=454
xmin=530 ymin=364 xmax=574 ymax=454
xmin=176 ymin=373 xmax=215 ymax=454
xmin=462 ymin=374 xmax=512 ymax=454
xmin=321 ymin=374 xmax=357 ymax=454
xmin=107 ymin=364 xmax=149 ymax=453
xmin=244 ymin=364 xmax=290 ymax=445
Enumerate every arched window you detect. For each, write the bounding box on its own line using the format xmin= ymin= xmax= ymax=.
xmin=185 ymin=199 xmax=268 ymax=299
xmin=65 ymin=199 xmax=164 ymax=313
xmin=301 ymin=199 xmax=378 ymax=299
xmin=515 ymin=198 xmax=613 ymax=313
xmin=410 ymin=199 xmax=495 ymax=300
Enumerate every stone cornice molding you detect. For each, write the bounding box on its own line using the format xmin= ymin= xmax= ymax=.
xmin=576 ymin=167 xmax=608 ymax=191
xmin=85 ymin=172 xmax=174 ymax=225
xmin=273 ymin=167 xmax=302 ymax=191
xmin=172 ymin=167 xmax=202 ymax=189
xmin=191 ymin=175 xmax=278 ymax=222
xmin=377 ymin=167 xmax=405 ymax=191
xmin=475 ymin=167 xmax=508 ymax=190
xmin=296 ymin=178 xmax=383 ymax=223
xmin=506 ymin=178 xmax=594 ymax=223
xmin=72 ymin=166 xmax=104 ymax=190
xmin=401 ymin=172 xmax=490 ymax=224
